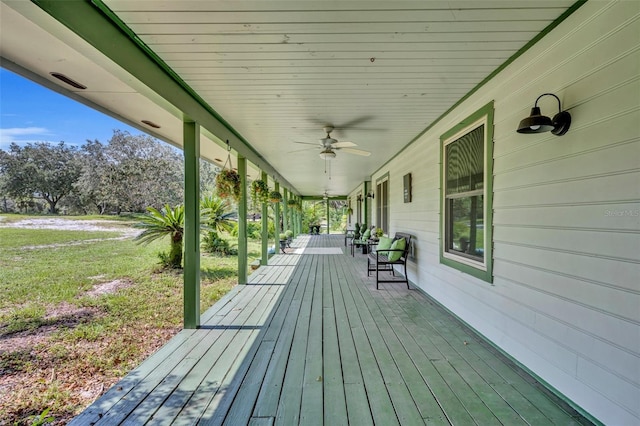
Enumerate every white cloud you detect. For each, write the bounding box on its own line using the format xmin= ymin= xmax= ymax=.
xmin=0 ymin=127 xmax=52 ymax=149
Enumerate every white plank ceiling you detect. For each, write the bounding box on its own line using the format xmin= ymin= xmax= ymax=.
xmin=1 ymin=0 xmax=576 ymax=196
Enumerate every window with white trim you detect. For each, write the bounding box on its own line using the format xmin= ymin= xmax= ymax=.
xmin=376 ymin=175 xmax=389 ymax=232
xmin=440 ymin=102 xmax=493 ymax=283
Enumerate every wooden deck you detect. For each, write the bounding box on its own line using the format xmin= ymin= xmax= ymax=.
xmin=70 ymin=235 xmax=589 ymax=425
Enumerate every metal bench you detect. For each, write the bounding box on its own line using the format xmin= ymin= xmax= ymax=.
xmin=349 ymin=226 xmax=374 ymax=256
xmin=344 ymin=229 xmax=355 ymax=247
xmin=367 ymin=232 xmax=412 ymax=289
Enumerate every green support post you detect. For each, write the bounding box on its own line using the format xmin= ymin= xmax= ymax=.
xmin=293 ymin=196 xmax=298 ymax=236
xmin=274 ymin=182 xmax=281 ymax=237
xmin=326 ymin=198 xmax=330 ymax=234
xmin=183 ymin=121 xmax=200 ymax=329
xmin=283 ymin=188 xmax=289 ymax=233
xmin=297 ymin=197 xmax=302 ymax=236
xmin=290 ymin=195 xmax=295 ymax=235
xmin=237 ymin=155 xmax=248 ymax=284
xmin=261 ymin=171 xmax=268 ymax=265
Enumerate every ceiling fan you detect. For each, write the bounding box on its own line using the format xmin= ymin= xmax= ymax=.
xmin=294 ymin=126 xmax=371 ymax=159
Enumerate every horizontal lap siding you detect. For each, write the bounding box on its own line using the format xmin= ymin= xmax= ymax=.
xmin=368 ymin=2 xmax=640 ymax=425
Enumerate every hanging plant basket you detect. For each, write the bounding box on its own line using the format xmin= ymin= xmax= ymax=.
xmin=268 ymin=190 xmax=283 ymax=203
xmin=251 ymin=179 xmax=269 ymax=205
xmin=215 ymin=169 xmax=241 ymax=202
xmin=287 ymin=199 xmax=301 ymax=211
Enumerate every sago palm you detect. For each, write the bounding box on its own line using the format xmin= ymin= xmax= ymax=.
xmin=200 ymin=194 xmax=235 ymax=234
xmin=134 ymin=204 xmax=185 ymax=268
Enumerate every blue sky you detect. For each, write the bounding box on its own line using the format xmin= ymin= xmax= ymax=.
xmin=0 ymin=68 xmax=143 ymax=150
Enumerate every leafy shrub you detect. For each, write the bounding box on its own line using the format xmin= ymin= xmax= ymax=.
xmin=202 ymin=231 xmax=237 ymax=256
xmin=230 ymin=221 xmax=275 ymax=240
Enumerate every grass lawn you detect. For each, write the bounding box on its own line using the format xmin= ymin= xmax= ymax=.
xmin=0 ymin=216 xmax=261 ymax=425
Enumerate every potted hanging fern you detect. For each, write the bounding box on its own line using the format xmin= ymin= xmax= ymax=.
xmin=251 ymin=179 xmax=269 ymax=204
xmin=268 ymin=190 xmax=283 ymax=203
xmin=215 ymin=169 xmax=241 ymax=202
xmin=287 ymin=199 xmax=298 ymax=209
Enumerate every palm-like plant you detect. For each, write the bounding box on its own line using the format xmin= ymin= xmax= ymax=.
xmin=134 ymin=204 xmax=185 ymax=268
xmin=200 ymin=194 xmax=235 ymax=234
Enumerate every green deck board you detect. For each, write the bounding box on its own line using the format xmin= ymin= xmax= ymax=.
xmin=253 ymin=256 xmax=311 ymax=417
xmin=322 ymin=259 xmax=348 ymax=425
xmin=71 ymin=235 xmax=592 ymax=426
xmin=134 ymin=290 xmax=268 ymax=425
xmin=399 ymin=288 xmax=581 ymax=425
xmin=91 ymin=329 xmax=219 ymax=425
xmin=299 ymin=257 xmax=325 ymax=425
xmin=343 ymin=383 xmax=375 ymax=426
xmin=371 ymin=288 xmax=480 ymax=425
xmin=333 ymin=259 xmax=374 ymax=425
xmin=371 ymin=313 xmax=449 ymax=423
xmin=352 ymin=272 xmax=445 ymax=425
xmin=248 ymin=417 xmax=275 ymax=426
xmin=123 ymin=330 xmax=231 ymax=425
xmin=343 ymin=294 xmax=400 ymax=424
xmin=275 ymin=255 xmax=317 ymax=424
xmin=178 ymin=284 xmax=279 ymax=423
xmin=222 ymin=341 xmax=276 ymax=426
xmin=203 ymin=285 xmax=285 ymax=425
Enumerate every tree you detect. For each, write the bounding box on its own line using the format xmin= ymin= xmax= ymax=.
xmin=75 ymin=139 xmax=112 ymax=214
xmin=104 ymin=130 xmax=184 ymax=213
xmin=0 ymin=142 xmax=81 ymax=213
xmin=76 ymin=130 xmax=184 ymax=214
xmin=200 ymin=159 xmax=219 ymax=195
xmin=134 ymin=204 xmax=185 ymax=268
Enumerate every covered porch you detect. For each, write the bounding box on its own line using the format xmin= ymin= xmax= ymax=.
xmin=70 ymin=235 xmax=586 ymax=425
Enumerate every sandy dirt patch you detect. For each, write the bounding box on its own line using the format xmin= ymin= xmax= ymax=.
xmin=0 ymin=217 xmax=139 ymax=237
xmin=0 ymin=217 xmax=140 ymax=251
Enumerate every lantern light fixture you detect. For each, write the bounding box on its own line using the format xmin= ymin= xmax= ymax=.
xmin=517 ymin=93 xmax=571 ymax=136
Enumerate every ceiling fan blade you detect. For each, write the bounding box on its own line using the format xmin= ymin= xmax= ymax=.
xmin=337 ymin=116 xmax=374 ymax=129
xmin=331 ymin=141 xmax=357 ymax=148
xmin=340 ymin=147 xmax=371 ymax=156
xmin=293 ymin=141 xmax=321 ymax=146
xmin=288 ymin=147 xmax=316 ymax=153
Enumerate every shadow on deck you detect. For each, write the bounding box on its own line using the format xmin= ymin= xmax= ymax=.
xmin=70 ymin=234 xmax=591 ymax=425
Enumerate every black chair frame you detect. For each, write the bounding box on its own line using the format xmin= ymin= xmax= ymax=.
xmin=367 ymin=232 xmax=412 ymax=290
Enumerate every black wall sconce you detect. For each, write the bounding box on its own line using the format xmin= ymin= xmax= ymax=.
xmin=367 ymin=191 xmax=375 ymax=199
xmin=517 ymin=93 xmax=571 ymax=136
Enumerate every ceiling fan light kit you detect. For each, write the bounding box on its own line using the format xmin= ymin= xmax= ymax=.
xmin=319 ymin=148 xmax=336 ymax=160
xmin=294 ymin=124 xmax=371 ymax=159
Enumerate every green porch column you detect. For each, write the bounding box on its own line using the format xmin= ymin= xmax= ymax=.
xmin=293 ymin=196 xmax=298 ymax=236
xmin=261 ymin=171 xmax=268 ymax=265
xmin=289 ymin=193 xmax=294 ymax=235
xmin=237 ymin=155 xmax=248 ymax=284
xmin=183 ymin=121 xmax=200 ymax=329
xmin=290 ymin=195 xmax=294 ymax=235
xmin=326 ymin=198 xmax=330 ymax=234
xmin=274 ymin=181 xmax=281 ymax=236
xmin=297 ymin=196 xmax=303 ymax=235
xmin=282 ymin=188 xmax=289 ymax=233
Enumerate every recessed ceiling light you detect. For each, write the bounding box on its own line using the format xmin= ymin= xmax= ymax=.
xmin=141 ymin=120 xmax=161 ymax=129
xmin=49 ymin=72 xmax=86 ymax=90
